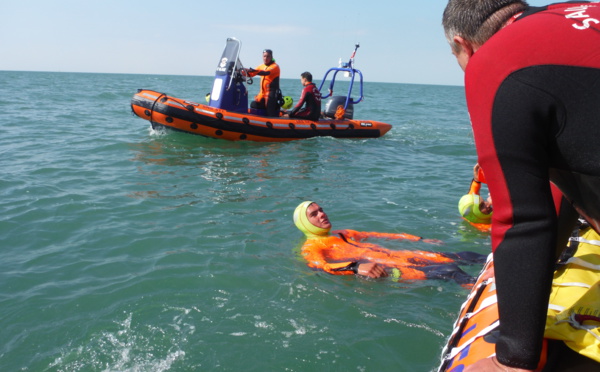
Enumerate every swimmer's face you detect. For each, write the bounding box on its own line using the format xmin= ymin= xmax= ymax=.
xmin=306 ymin=203 xmax=332 ymax=230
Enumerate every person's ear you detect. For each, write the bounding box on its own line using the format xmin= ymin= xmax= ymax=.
xmin=453 ymin=36 xmax=476 ymax=57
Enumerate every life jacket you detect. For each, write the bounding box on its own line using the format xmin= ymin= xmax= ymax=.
xmin=544 ymin=227 xmax=600 ymax=362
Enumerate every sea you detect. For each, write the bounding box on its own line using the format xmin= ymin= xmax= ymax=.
xmin=1 ymin=70 xmax=492 ymax=371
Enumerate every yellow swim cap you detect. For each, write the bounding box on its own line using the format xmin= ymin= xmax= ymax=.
xmin=458 ymin=194 xmax=492 ymax=224
xmin=293 ymin=201 xmax=331 ymax=238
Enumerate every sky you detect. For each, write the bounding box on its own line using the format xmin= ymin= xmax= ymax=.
xmin=1 ymin=0 xmax=551 ymax=86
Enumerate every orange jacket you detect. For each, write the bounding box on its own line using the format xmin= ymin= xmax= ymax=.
xmin=247 ymin=62 xmax=280 ymax=102
xmin=301 ymin=229 xmax=454 ymax=280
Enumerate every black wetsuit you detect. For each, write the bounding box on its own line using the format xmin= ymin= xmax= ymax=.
xmin=465 ymin=3 xmax=600 ymax=368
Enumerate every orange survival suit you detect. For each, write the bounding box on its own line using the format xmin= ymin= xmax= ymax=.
xmin=246 ymin=59 xmax=280 ymax=116
xmin=294 ymin=201 xmax=485 ymax=284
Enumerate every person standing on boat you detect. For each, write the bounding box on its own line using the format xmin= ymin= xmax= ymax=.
xmin=442 ymin=1 xmax=600 ymax=370
xmin=287 ymin=71 xmax=322 ymax=121
xmin=294 ymin=201 xmax=486 ymax=284
xmin=243 ymin=49 xmax=281 ymax=116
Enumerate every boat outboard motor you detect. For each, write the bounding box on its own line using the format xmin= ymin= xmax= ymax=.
xmin=209 ymin=38 xmax=249 ymax=114
xmin=323 ymin=96 xmax=354 ymax=119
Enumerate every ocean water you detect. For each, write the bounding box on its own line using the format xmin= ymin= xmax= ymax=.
xmin=0 ymin=70 xmax=491 ymax=371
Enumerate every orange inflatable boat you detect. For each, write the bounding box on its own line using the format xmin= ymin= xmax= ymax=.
xmin=438 ymin=226 xmax=600 ymax=371
xmin=130 ymin=89 xmax=392 ymax=142
xmin=438 ymin=255 xmax=548 ymax=371
xmin=130 ymin=38 xmax=392 ymax=142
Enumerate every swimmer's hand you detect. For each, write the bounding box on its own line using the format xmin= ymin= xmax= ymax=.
xmin=357 ymin=263 xmax=388 ymax=278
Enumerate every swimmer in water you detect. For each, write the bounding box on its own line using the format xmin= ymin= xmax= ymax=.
xmin=294 ymin=201 xmax=487 ymax=284
xmin=458 ymin=163 xmax=493 ymax=231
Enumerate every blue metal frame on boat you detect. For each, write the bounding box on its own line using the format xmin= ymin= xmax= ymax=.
xmin=318 ymin=43 xmax=364 ymax=112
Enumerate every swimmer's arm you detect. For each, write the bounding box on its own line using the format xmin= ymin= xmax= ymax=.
xmin=329 ymin=261 xmax=387 ymax=278
xmin=468 ymin=179 xmax=482 ymax=195
xmin=335 ymin=229 xmax=401 ymax=242
xmin=351 ymin=230 xmax=443 ymax=245
xmin=327 ymin=261 xmax=360 ymax=275
xmin=355 ymin=262 xmax=388 ymax=278
xmin=303 ymin=243 xmax=357 ymax=275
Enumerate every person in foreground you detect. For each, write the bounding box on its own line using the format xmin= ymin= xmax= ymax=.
xmin=243 ymin=49 xmax=281 ymax=116
xmin=293 ymin=201 xmax=486 ymax=285
xmin=285 ymin=71 xmax=322 ymax=121
xmin=443 ymin=1 xmax=600 ymax=370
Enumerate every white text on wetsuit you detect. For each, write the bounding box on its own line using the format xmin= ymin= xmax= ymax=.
xmin=565 ymin=5 xmax=600 ymax=30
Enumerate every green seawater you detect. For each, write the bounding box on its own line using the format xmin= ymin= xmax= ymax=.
xmin=0 ymin=70 xmax=490 ymax=371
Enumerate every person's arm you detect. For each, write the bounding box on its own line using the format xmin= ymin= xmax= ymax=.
xmin=245 ymin=65 xmax=270 ymax=77
xmin=326 ymin=261 xmax=387 ymax=278
xmin=250 ymin=63 xmax=279 ymax=77
xmin=467 ymin=178 xmax=482 ymax=195
xmin=473 ymin=163 xmax=486 ymax=183
xmin=253 ymin=70 xmax=270 ymax=76
xmin=302 ymin=238 xmax=357 ymax=275
xmin=302 ymin=239 xmax=387 ymax=277
xmin=313 ymin=257 xmax=387 ymax=278
xmin=290 ymin=86 xmax=309 ymax=116
xmin=356 ymin=262 xmax=387 ymax=278
xmin=340 ymin=229 xmax=442 ymax=245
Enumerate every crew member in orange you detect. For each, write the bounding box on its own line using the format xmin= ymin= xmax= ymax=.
xmin=243 ymin=49 xmax=281 ymax=117
xmin=294 ymin=201 xmax=486 ymax=284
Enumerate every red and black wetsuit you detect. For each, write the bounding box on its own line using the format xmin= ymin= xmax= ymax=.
xmin=465 ymin=3 xmax=600 ymax=368
xmin=289 ymin=82 xmax=322 ymax=121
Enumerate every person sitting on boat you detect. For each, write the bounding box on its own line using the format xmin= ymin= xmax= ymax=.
xmin=286 ymin=71 xmax=322 ymax=121
xmin=458 ymin=163 xmax=493 ymax=230
xmin=243 ymin=49 xmax=281 ymax=117
xmin=294 ymin=201 xmax=486 ymax=284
